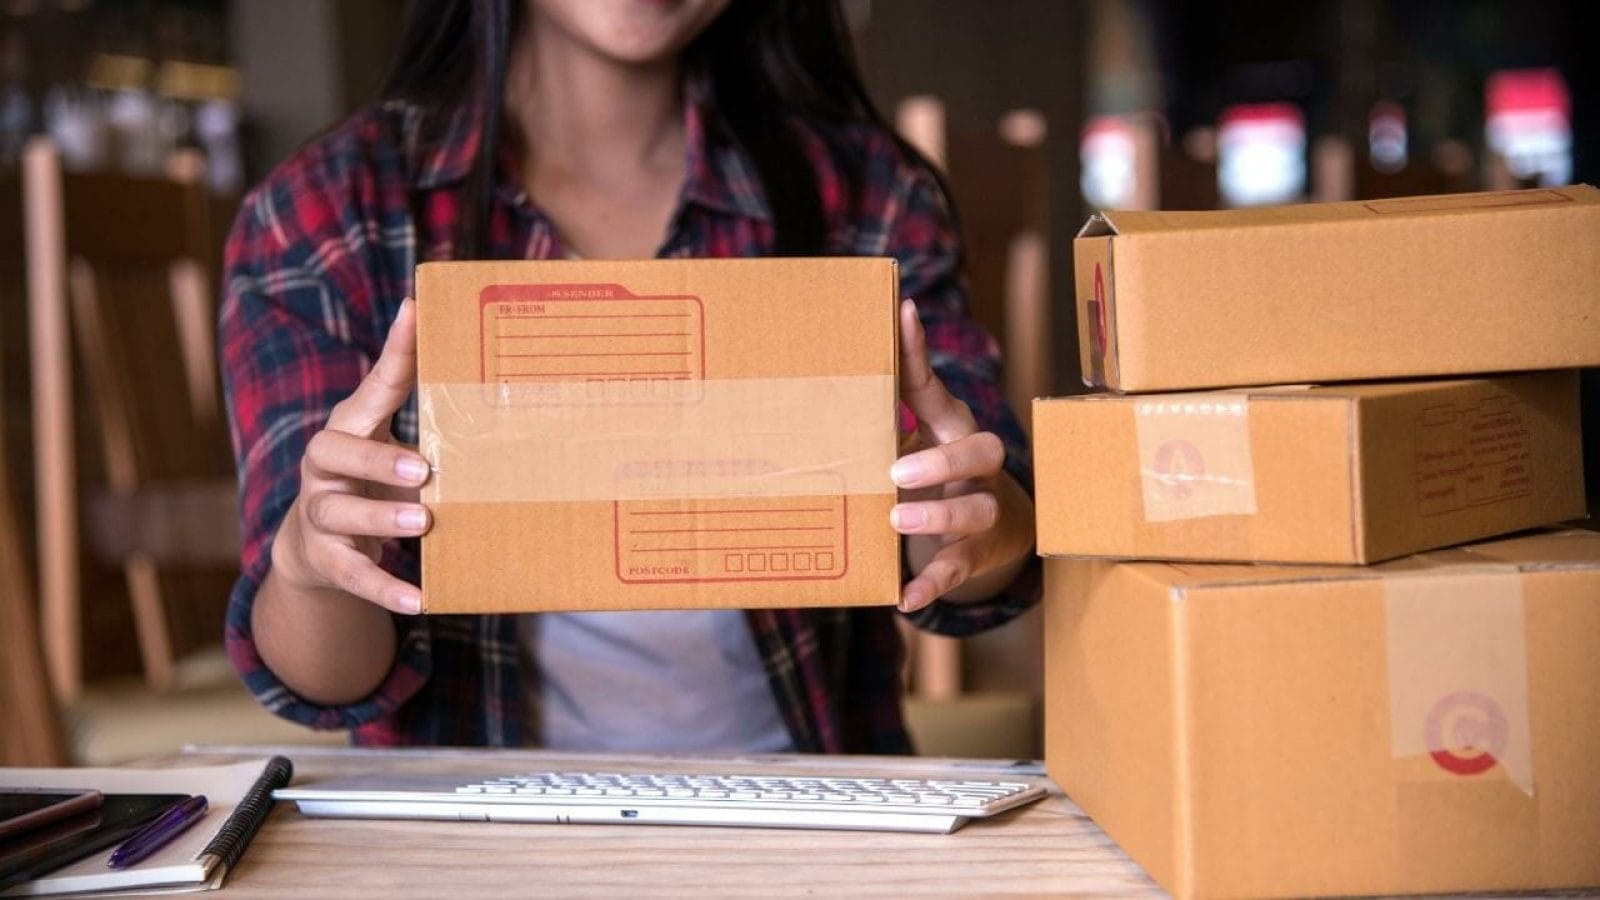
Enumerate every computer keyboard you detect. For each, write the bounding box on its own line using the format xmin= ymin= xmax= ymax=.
xmin=276 ymin=769 xmax=1048 ymax=834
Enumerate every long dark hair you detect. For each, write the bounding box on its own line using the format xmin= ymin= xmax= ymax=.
xmin=380 ymin=0 xmax=951 ymax=257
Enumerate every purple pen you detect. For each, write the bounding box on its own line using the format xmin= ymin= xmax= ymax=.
xmin=107 ymin=795 xmax=208 ymax=869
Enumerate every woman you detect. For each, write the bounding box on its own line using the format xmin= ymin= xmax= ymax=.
xmin=222 ymin=0 xmax=1038 ymax=752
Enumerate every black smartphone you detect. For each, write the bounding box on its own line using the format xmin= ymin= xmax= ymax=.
xmin=0 ymin=793 xmax=187 ymax=888
xmin=0 ymin=790 xmax=103 ymax=842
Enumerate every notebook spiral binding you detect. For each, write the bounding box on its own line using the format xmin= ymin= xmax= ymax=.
xmin=197 ymin=756 xmax=293 ymax=875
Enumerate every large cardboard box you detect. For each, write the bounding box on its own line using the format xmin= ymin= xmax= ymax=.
xmin=1044 ymin=529 xmax=1600 ymax=899
xmin=1032 ymin=372 xmax=1585 ymax=564
xmin=415 ymin=259 xmax=900 ymax=613
xmin=1075 ymin=185 xmax=1600 ymax=392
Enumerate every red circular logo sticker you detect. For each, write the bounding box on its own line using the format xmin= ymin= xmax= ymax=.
xmin=1151 ymin=439 xmax=1205 ymax=499
xmin=1423 ymin=691 xmax=1507 ymax=777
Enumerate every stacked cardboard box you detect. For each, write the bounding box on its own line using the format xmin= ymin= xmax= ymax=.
xmin=1034 ymin=186 xmax=1600 ymax=898
xmin=416 ymin=258 xmax=901 ymax=613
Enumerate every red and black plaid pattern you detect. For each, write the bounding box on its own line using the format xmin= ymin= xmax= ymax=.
xmin=220 ymin=88 xmax=1039 ymax=752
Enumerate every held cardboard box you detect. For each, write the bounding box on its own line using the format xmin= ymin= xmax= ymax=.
xmin=415 ymin=258 xmax=900 ymax=613
xmin=1075 ymin=185 xmax=1600 ymax=392
xmin=1044 ymin=529 xmax=1600 ymax=899
xmin=1032 ymin=371 xmax=1585 ymax=564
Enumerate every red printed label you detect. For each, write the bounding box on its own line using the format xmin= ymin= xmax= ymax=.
xmin=1134 ymin=396 xmax=1257 ymax=521
xmin=473 ymin=283 xmax=860 ymax=587
xmin=1150 ymin=439 xmax=1206 ymax=500
xmin=478 ymin=284 xmax=705 ymax=387
xmin=614 ymin=469 xmax=848 ymax=584
xmin=1413 ymin=396 xmax=1531 ymax=517
xmin=1423 ymin=691 xmax=1508 ymax=777
xmin=1089 ymin=262 xmax=1109 ymax=360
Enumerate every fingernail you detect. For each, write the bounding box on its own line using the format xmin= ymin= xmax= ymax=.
xmin=397 ymin=507 xmax=427 ymax=531
xmin=898 ymin=588 xmax=925 ymax=613
xmin=396 ymin=457 xmax=429 ymax=483
xmin=398 ymin=591 xmax=422 ymax=615
xmin=890 ymin=459 xmax=924 ymax=487
xmin=890 ymin=505 xmax=927 ymax=531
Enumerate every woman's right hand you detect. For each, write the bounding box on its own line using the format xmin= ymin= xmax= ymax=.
xmin=269 ymin=298 xmax=431 ymax=615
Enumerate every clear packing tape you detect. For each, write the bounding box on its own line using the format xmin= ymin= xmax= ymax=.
xmin=1384 ymin=561 xmax=1533 ymax=795
xmin=1133 ymin=393 xmax=1258 ymax=521
xmin=418 ymin=375 xmax=899 ymax=504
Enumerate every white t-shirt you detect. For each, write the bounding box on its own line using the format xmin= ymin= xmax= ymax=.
xmin=521 ymin=611 xmax=794 ymax=753
xmin=518 ymin=250 xmax=791 ymax=753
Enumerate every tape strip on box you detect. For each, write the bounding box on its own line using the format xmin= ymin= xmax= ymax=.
xmin=1384 ymin=565 xmax=1533 ymax=795
xmin=419 ymin=375 xmax=898 ymax=503
xmin=1133 ymin=394 xmax=1257 ymax=521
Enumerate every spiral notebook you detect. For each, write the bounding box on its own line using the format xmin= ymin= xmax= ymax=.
xmin=0 ymin=757 xmax=290 ymax=896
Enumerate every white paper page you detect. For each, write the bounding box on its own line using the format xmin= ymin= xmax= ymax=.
xmin=0 ymin=759 xmax=272 ymax=896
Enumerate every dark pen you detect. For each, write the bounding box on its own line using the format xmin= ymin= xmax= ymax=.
xmin=107 ymin=795 xmax=208 ymax=869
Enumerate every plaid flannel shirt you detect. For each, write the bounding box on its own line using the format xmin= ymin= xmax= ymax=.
xmin=220 ymin=85 xmax=1040 ymax=753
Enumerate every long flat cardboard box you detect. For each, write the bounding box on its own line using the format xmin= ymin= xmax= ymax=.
xmin=1032 ymin=372 xmax=1585 ymax=564
xmin=415 ymin=259 xmax=900 ymax=613
xmin=1075 ymin=185 xmax=1600 ymax=391
xmin=1045 ymin=529 xmax=1600 ymax=899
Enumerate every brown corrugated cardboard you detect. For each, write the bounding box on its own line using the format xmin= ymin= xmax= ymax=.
xmin=1032 ymin=372 xmax=1585 ymax=564
xmin=1075 ymin=185 xmax=1600 ymax=392
xmin=1044 ymin=529 xmax=1600 ymax=899
xmin=415 ymin=258 xmax=900 ymax=613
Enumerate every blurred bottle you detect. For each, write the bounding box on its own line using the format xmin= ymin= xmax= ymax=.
xmin=106 ymin=85 xmax=181 ymax=176
xmin=1485 ymin=68 xmax=1572 ymax=188
xmin=44 ymin=84 xmax=108 ymax=170
xmin=193 ymin=98 xmax=241 ymax=193
xmin=1368 ymin=101 xmax=1407 ymax=175
xmin=1217 ymin=102 xmax=1306 ymax=207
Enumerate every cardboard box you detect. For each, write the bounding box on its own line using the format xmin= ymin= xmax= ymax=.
xmin=1075 ymin=185 xmax=1600 ymax=392
xmin=415 ymin=259 xmax=900 ymax=613
xmin=1032 ymin=372 xmax=1585 ymax=564
xmin=1044 ymin=529 xmax=1600 ymax=899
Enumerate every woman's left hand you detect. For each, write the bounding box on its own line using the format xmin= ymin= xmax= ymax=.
xmin=891 ymin=299 xmax=1036 ymax=612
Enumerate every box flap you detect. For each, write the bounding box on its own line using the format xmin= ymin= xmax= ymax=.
xmin=1084 ymin=185 xmax=1600 ymax=236
xmin=1076 ymin=213 xmax=1118 ymax=238
xmin=1147 ymin=529 xmax=1600 ymax=592
xmin=1447 ymin=527 xmax=1600 ymax=567
xmin=1035 ymin=379 xmax=1486 ymax=406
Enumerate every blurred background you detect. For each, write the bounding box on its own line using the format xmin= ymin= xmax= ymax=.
xmin=2 ymin=0 xmax=1595 ymax=766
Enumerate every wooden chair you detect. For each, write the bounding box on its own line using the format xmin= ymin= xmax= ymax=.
xmin=1 ymin=170 xmax=66 ymax=767
xmin=945 ymin=109 xmax=1052 ymax=430
xmin=22 ymin=138 xmax=239 ymax=702
xmin=0 ymin=431 xmax=65 ymax=766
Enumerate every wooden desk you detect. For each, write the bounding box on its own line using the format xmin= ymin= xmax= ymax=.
xmin=149 ymin=744 xmax=1157 ymax=896
xmin=144 ymin=746 xmax=1597 ymax=898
